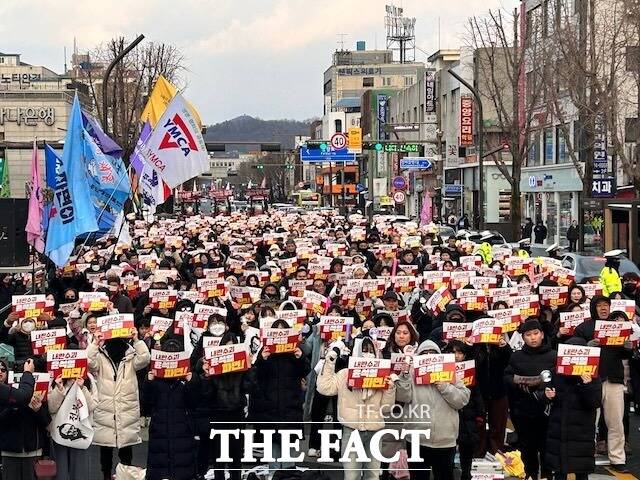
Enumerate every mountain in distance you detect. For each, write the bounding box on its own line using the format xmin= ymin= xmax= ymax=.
xmin=204 ymin=115 xmax=314 ymax=151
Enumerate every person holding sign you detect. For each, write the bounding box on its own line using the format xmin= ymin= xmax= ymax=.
xmin=143 ymin=334 xmax=197 ymax=480
xmin=504 ymin=319 xmax=557 ymax=480
xmin=1 ymin=313 xmax=37 ymax=370
xmin=87 ymin=325 xmax=151 ymax=479
xmin=0 ymin=358 xmax=35 ymax=407
xmin=545 ymin=337 xmax=601 ymax=480
xmin=573 ymin=295 xmax=633 ymax=471
xmin=317 ymin=337 xmax=396 ymax=480
xmin=396 ymin=340 xmax=470 ymax=480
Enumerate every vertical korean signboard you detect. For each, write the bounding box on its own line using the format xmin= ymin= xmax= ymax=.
xmin=377 ymin=94 xmax=389 ymax=140
xmin=460 ymin=96 xmax=474 ymax=146
xmin=425 ymin=71 xmax=436 ymax=114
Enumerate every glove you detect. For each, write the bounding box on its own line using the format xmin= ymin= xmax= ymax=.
xmin=326 ymin=350 xmax=338 ymax=362
xmin=328 ymin=339 xmax=347 ymax=357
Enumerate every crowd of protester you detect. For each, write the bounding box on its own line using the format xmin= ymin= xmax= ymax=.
xmin=0 ymin=208 xmax=639 ymax=480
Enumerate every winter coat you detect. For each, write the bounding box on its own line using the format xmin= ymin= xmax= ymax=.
xmin=316 ymin=352 xmax=396 ymax=431
xmin=396 ymin=340 xmax=470 ymax=448
xmin=87 ymin=339 xmax=151 ymax=448
xmin=458 ymin=385 xmax=485 ymax=446
xmin=0 ymin=325 xmax=33 ymax=366
xmin=48 ymin=379 xmax=96 ymax=418
xmin=545 ymin=374 xmax=602 ymax=474
xmin=111 ymin=293 xmax=134 ymax=314
xmin=566 ymin=225 xmax=579 ymax=241
xmin=473 ymin=343 xmax=511 ymax=400
xmin=504 ymin=343 xmax=556 ymax=419
xmin=534 ymin=225 xmax=547 ymax=243
xmin=0 ymin=371 xmax=34 ymax=407
xmin=143 ymin=378 xmax=198 ymax=480
xmin=248 ymin=352 xmax=310 ymax=428
xmin=0 ymin=400 xmax=51 ymax=454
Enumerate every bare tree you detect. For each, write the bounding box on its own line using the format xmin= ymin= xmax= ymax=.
xmin=466 ymin=8 xmax=544 ymax=238
xmin=79 ymin=38 xmax=187 ymax=159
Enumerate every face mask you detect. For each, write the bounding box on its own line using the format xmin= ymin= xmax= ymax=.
xmin=623 ymin=284 xmax=636 ymax=295
xmin=209 ymin=324 xmax=226 ymax=336
xmin=21 ymin=321 xmax=35 ymax=333
xmin=362 ymin=352 xmax=375 ymax=359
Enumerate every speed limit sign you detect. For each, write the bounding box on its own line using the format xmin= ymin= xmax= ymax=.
xmin=330 ymin=133 xmax=348 ymax=150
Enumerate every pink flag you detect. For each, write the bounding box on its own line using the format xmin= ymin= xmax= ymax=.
xmin=25 ymin=140 xmax=44 ymax=253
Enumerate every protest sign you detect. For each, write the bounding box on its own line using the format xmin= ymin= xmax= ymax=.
xmin=413 ymin=353 xmax=456 ymax=385
xmin=150 ymin=350 xmax=190 ymax=378
xmin=347 ymin=357 xmax=392 ymax=389
xmin=47 ymin=349 xmax=88 ymax=379
xmin=556 ymin=343 xmax=600 ymax=376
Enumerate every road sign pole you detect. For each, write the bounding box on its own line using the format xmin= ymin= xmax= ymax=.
xmin=341 ymin=167 xmax=346 ymax=215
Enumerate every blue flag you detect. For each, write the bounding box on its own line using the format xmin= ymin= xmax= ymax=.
xmin=82 ymin=130 xmax=131 ymax=230
xmin=43 ymin=144 xmax=60 ymax=234
xmin=45 ymin=94 xmax=98 ymax=267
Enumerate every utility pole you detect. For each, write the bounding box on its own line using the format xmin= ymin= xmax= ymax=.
xmin=102 ymin=34 xmax=145 ymax=134
xmin=448 ymin=69 xmax=484 ymax=230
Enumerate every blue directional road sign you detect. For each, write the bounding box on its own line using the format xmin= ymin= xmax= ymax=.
xmin=399 ymin=157 xmax=433 ymax=170
xmin=300 ymin=147 xmax=356 ymax=162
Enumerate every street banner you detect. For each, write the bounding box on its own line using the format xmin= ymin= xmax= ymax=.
xmin=470 ymin=318 xmax=504 ymax=344
xmin=205 ymin=343 xmax=250 ymax=375
xmin=442 ymin=322 xmax=473 ymax=341
xmin=78 ymin=292 xmax=109 ymax=312
xmin=47 ymin=349 xmax=88 ymax=379
xmin=12 ymin=294 xmax=54 ymax=319
xmin=611 ymin=299 xmax=636 ymax=320
xmin=150 ymin=316 xmax=173 ymax=338
xmin=9 ymin=371 xmax=51 ymax=400
xmin=556 ymin=343 xmax=600 ymax=376
xmin=197 ymin=278 xmax=227 ymax=299
xmin=148 ymin=289 xmax=177 ymax=310
xmin=289 ymin=280 xmax=312 ymax=298
xmin=423 ymin=271 xmax=451 ymax=291
xmin=261 ymin=327 xmax=300 ymax=354
xmin=413 ymin=353 xmax=456 ymax=385
xmin=304 ymin=291 xmax=331 ymax=316
xmin=318 ymin=316 xmax=353 ymax=342
xmin=456 ymin=360 xmax=476 ymax=387
xmin=136 ymin=94 xmax=208 ymax=189
xmin=31 ymin=328 xmax=67 ymax=355
xmin=391 ymin=276 xmax=417 ymax=294
xmin=150 ymin=350 xmax=190 ymax=378
xmin=487 ymin=308 xmax=521 ymax=333
xmin=97 ymin=314 xmax=135 ymax=340
xmin=450 ymin=271 xmax=475 ymax=290
xmin=425 ymin=286 xmax=453 ymax=315
xmin=456 ymin=289 xmax=488 ymax=312
xmin=510 ymin=294 xmax=540 ymax=319
xmin=539 ymin=286 xmax=569 ymax=308
xmin=559 ymin=310 xmax=589 ymax=335
xmin=347 ymin=357 xmax=392 ymax=389
xmin=594 ymin=320 xmax=632 ymax=346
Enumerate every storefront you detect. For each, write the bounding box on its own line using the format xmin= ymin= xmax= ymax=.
xmin=520 ymin=165 xmax=582 ymax=246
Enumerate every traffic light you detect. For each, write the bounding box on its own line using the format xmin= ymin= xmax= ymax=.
xmin=257 ymin=164 xmax=264 ymax=170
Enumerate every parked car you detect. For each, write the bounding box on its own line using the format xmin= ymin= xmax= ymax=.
xmin=456 ymin=230 xmax=509 ymax=246
xmin=561 ymin=253 xmax=640 ymax=282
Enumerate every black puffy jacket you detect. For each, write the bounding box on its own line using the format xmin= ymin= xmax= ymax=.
xmin=545 ymin=374 xmax=601 ymax=474
xmin=0 ymin=326 xmax=34 ymax=366
xmin=0 ymin=401 xmax=50 ymax=454
xmin=143 ymin=378 xmax=198 ymax=480
xmin=504 ymin=343 xmax=556 ymax=419
xmin=458 ymin=385 xmax=485 ymax=445
xmin=473 ymin=343 xmax=512 ymax=400
xmin=249 ymin=353 xmax=310 ymax=427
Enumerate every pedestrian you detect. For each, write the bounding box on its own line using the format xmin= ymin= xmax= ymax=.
xmin=545 ymin=337 xmax=602 ymax=480
xmin=0 ymin=358 xmax=34 ymax=407
xmin=522 ymin=218 xmax=534 ymax=242
xmin=457 ymin=214 xmax=470 ymax=231
xmin=504 ymin=319 xmax=556 ymax=479
xmin=566 ymin=220 xmax=579 ymax=252
xmin=599 ymin=250 xmax=623 ymax=297
xmin=534 ymin=220 xmax=548 ymax=244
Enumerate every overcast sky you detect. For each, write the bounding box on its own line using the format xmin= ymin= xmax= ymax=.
xmin=1 ymin=0 xmax=518 ymax=125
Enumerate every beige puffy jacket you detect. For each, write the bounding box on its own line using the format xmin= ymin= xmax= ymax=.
xmin=87 ymin=340 xmax=150 ymax=448
xmin=316 ymin=353 xmax=396 ymax=431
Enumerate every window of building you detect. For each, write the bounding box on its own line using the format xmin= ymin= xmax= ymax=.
xmin=402 ymin=112 xmax=405 ymax=123
xmin=383 ymin=77 xmax=392 ymax=86
xmin=528 ymin=131 xmax=541 ymax=166
xmin=556 ymin=125 xmax=568 ymax=163
xmin=0 ymin=57 xmax=4 ymax=64
xmin=413 ymin=107 xmax=418 ymax=123
xmin=363 ymin=77 xmax=374 ymax=87
xmin=625 ymin=117 xmax=640 ymax=142
xmin=559 ymin=192 xmax=573 ymax=245
xmin=419 ymin=104 xmax=424 ymax=122
xmin=544 ymin=127 xmax=554 ymax=164
xmin=334 ymin=119 xmax=342 ymax=133
xmin=404 ymin=76 xmax=414 ymax=86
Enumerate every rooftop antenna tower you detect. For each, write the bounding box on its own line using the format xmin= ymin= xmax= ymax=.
xmin=337 ymin=33 xmax=349 ymax=51
xmin=385 ymin=4 xmax=416 ymax=63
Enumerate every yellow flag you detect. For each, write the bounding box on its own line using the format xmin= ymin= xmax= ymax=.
xmin=140 ymin=75 xmax=203 ymax=128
